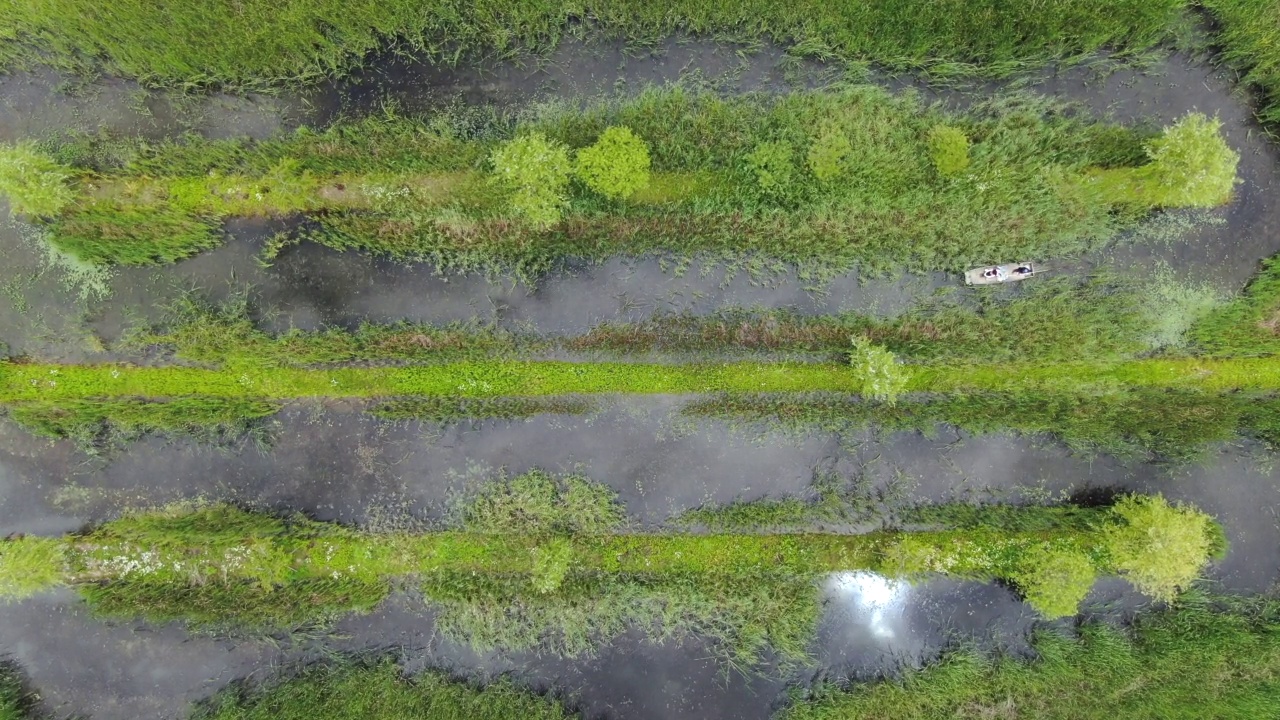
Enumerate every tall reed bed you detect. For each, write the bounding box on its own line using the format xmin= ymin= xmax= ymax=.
xmin=0 ymin=0 xmax=1185 ymax=87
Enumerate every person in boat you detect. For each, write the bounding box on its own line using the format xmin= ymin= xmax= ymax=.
xmin=1013 ymin=264 xmax=1033 ymax=275
xmin=982 ymin=266 xmax=1001 ymax=279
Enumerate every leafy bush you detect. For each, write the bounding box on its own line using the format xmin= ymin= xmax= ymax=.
xmin=849 ymin=337 xmax=909 ymax=405
xmin=530 ymin=537 xmax=573 ymax=594
xmin=926 ymin=125 xmax=971 ymax=177
xmin=489 ymin=133 xmax=571 ymax=226
xmin=574 ymin=126 xmax=651 ymax=200
xmin=745 ymin=140 xmax=798 ymax=202
xmin=1013 ymin=544 xmax=1096 ymax=618
xmin=1143 ymin=113 xmax=1239 ymax=207
xmin=0 ymin=142 xmax=75 ymax=217
xmin=1104 ymin=494 xmax=1213 ymax=602
xmin=807 ymin=127 xmax=852 ymax=182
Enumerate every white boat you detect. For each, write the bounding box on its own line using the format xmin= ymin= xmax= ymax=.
xmin=964 ymin=262 xmax=1039 ymax=285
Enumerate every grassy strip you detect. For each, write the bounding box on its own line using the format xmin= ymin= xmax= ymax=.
xmin=194 ymin=662 xmax=571 ymax=720
xmin=0 ymin=1 xmax=1186 ymax=87
xmin=1201 ymin=0 xmax=1280 ymax=130
xmin=6 ymin=357 xmax=1280 ymax=402
xmin=685 ymin=390 xmax=1280 ymax=462
xmin=782 ymin=593 xmax=1280 ymax=720
xmin=0 ymin=472 xmax=1217 ymax=662
xmin=23 ymin=87 xmax=1233 ymax=275
xmin=1191 ymin=254 xmax=1280 ymax=356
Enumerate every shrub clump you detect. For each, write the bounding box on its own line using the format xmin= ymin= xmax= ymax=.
xmin=1013 ymin=544 xmax=1096 ymax=619
xmin=1143 ymin=113 xmax=1239 ymax=207
xmin=574 ymin=126 xmax=651 ymax=200
xmin=746 ymin=140 xmax=799 ymax=203
xmin=457 ymin=470 xmax=626 ymax=535
xmin=0 ymin=143 xmax=75 ymax=217
xmin=849 ymin=337 xmax=910 ymax=405
xmin=807 ymin=126 xmax=853 ymax=182
xmin=489 ymin=133 xmax=571 ymax=226
xmin=926 ymin=125 xmax=971 ymax=177
xmin=1104 ymin=493 xmax=1213 ymax=602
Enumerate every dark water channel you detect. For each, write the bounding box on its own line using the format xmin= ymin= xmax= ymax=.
xmin=0 ymin=38 xmax=1278 ymax=720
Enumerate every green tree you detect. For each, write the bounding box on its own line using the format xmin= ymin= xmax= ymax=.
xmin=1144 ymin=113 xmax=1239 ymax=207
xmin=807 ymin=126 xmax=853 ymax=182
xmin=926 ymin=125 xmax=971 ymax=178
xmin=490 ymin=133 xmax=572 ymax=226
xmin=849 ymin=336 xmax=910 ymax=405
xmin=1013 ymin=544 xmax=1096 ymax=619
xmin=1104 ymin=493 xmax=1213 ymax=602
xmin=1086 ymin=113 xmax=1239 ymax=208
xmin=575 ymin=126 xmax=651 ymax=200
xmin=0 ymin=142 xmax=76 ymax=217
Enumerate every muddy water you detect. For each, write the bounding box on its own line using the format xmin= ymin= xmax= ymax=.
xmin=1 ymin=37 xmax=1280 ymax=720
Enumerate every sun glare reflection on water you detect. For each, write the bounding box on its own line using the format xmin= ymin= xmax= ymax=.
xmin=826 ymin=572 xmax=910 ymax=639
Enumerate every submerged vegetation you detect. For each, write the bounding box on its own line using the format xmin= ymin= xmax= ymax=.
xmin=128 ymin=275 xmax=1177 ymax=366
xmin=687 ymin=389 xmax=1280 ymax=462
xmin=784 ymin=593 xmax=1280 ymax=720
xmin=0 ymin=88 xmax=1236 ymax=278
xmin=0 ymin=472 xmax=1220 ymax=664
xmin=4 ymin=397 xmax=278 ymax=455
xmin=0 ymin=0 xmax=1187 ymax=87
xmin=194 ymin=662 xmax=572 ymax=720
xmin=0 ymin=666 xmax=32 ymax=720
